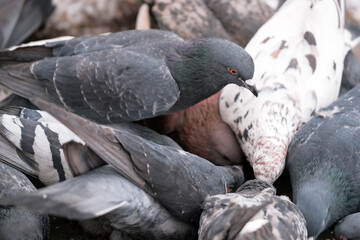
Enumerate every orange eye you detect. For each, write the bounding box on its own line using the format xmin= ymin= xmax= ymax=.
xmin=227 ymin=186 xmax=234 ymax=192
xmin=228 ymin=68 xmax=238 ymax=74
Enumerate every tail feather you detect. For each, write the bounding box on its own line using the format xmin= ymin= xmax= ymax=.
xmin=0 ymin=63 xmax=49 ymax=101
xmin=0 ymin=46 xmax=53 ymax=63
xmin=32 ymin=97 xmax=150 ymax=193
xmin=0 ymin=133 xmax=38 ymax=177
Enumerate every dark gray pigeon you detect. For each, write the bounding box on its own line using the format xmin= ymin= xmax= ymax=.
xmin=198 ymin=179 xmax=308 ymax=240
xmin=0 ymin=0 xmax=54 ymax=49
xmin=0 ymin=161 xmax=49 ymax=239
xmin=0 ymin=165 xmax=197 ymax=240
xmin=334 ymin=213 xmax=360 ymax=240
xmin=0 ymin=29 xmax=256 ymax=124
xmin=30 ymin=97 xmax=245 ymax=225
xmin=287 ymin=84 xmax=360 ymax=238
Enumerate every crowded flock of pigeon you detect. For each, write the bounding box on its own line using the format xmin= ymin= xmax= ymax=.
xmin=0 ymin=0 xmax=360 ymax=239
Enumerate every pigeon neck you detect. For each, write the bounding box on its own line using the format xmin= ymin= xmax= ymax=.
xmin=294 ymin=178 xmax=357 ymax=238
xmin=166 ymin=41 xmax=222 ymax=111
xmin=294 ymin=181 xmax=335 ymax=238
xmin=217 ymin=166 xmax=244 ymax=192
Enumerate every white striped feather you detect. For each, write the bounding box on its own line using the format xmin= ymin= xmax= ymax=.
xmin=0 ymin=109 xmax=86 ymax=185
xmin=220 ymin=0 xmax=348 ymax=182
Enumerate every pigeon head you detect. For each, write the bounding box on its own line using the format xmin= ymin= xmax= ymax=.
xmin=166 ymin=38 xmax=256 ymax=111
xmin=217 ymin=166 xmax=244 ymax=192
xmin=236 ymin=179 xmax=276 ymax=196
xmin=294 ymin=176 xmax=358 ymax=239
xmin=334 ymin=213 xmax=360 ymax=240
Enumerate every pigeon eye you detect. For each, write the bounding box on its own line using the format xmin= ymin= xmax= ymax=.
xmin=227 ymin=186 xmax=234 ymax=192
xmin=228 ymin=68 xmax=238 ymax=74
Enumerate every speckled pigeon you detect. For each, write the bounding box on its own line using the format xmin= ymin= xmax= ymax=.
xmin=0 ymin=161 xmax=49 ymax=240
xmin=0 ymin=165 xmax=197 ymax=240
xmin=150 ymin=0 xmax=277 ymax=47
xmin=0 ymin=29 xmax=256 ymax=124
xmin=199 ymin=180 xmax=307 ymax=240
xmin=220 ymin=0 xmax=355 ymax=183
xmin=334 ymin=213 xmax=360 ymax=240
xmin=287 ymin=84 xmax=360 ymax=238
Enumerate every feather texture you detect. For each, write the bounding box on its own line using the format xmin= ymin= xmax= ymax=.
xmin=220 ymin=0 xmax=348 ymax=182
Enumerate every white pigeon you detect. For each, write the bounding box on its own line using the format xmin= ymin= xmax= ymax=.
xmin=220 ymin=0 xmax=358 ymax=183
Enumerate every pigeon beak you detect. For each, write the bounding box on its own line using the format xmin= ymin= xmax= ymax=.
xmin=238 ymin=78 xmax=258 ymax=97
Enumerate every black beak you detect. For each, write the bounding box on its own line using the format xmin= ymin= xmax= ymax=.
xmin=239 ymin=78 xmax=258 ymax=97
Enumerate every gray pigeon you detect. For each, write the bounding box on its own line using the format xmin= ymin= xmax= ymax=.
xmin=0 ymin=165 xmax=197 ymax=240
xmin=0 ymin=106 xmax=182 ymax=185
xmin=198 ymin=179 xmax=308 ymax=240
xmin=30 ymin=97 xmax=245 ymax=225
xmin=0 ymin=29 xmax=256 ymax=124
xmin=334 ymin=213 xmax=360 ymax=240
xmin=0 ymin=161 xmax=49 ymax=240
xmin=287 ymin=84 xmax=360 ymax=238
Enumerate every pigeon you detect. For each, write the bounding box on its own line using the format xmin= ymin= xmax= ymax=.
xmin=0 ymin=106 xmax=186 ymax=186
xmin=0 ymin=106 xmax=104 ymax=185
xmin=141 ymin=90 xmax=245 ymax=166
xmin=35 ymin=0 xmax=141 ymax=38
xmin=0 ymin=165 xmax=198 ymax=240
xmin=334 ymin=213 xmax=360 ymax=240
xmin=30 ymin=97 xmax=245 ymax=225
xmin=203 ymin=0 xmax=276 ymax=46
xmin=150 ymin=0 xmax=235 ymax=42
xmin=287 ymin=84 xmax=360 ymax=238
xmin=220 ymin=0 xmax=354 ymax=183
xmin=199 ymin=179 xmax=308 ymax=240
xmin=0 ymin=29 xmax=256 ymax=124
xmin=0 ymin=161 xmax=49 ymax=239
xmin=150 ymin=0 xmax=276 ymax=47
xmin=0 ymin=0 xmax=54 ymax=49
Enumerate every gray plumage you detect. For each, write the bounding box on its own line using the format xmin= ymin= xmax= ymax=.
xmin=0 ymin=29 xmax=256 ymax=124
xmin=340 ymin=50 xmax=360 ymax=96
xmin=0 ymin=161 xmax=49 ymax=240
xmin=199 ymin=180 xmax=307 ymax=240
xmin=334 ymin=213 xmax=360 ymax=240
xmin=287 ymin=84 xmax=360 ymax=238
xmin=0 ymin=0 xmax=54 ymax=49
xmin=0 ymin=106 xmax=182 ymax=186
xmin=31 ymin=97 xmax=245 ymax=225
xmin=0 ymin=165 xmax=197 ymax=240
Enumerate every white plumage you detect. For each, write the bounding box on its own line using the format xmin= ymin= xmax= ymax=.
xmin=220 ymin=0 xmax=352 ymax=183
